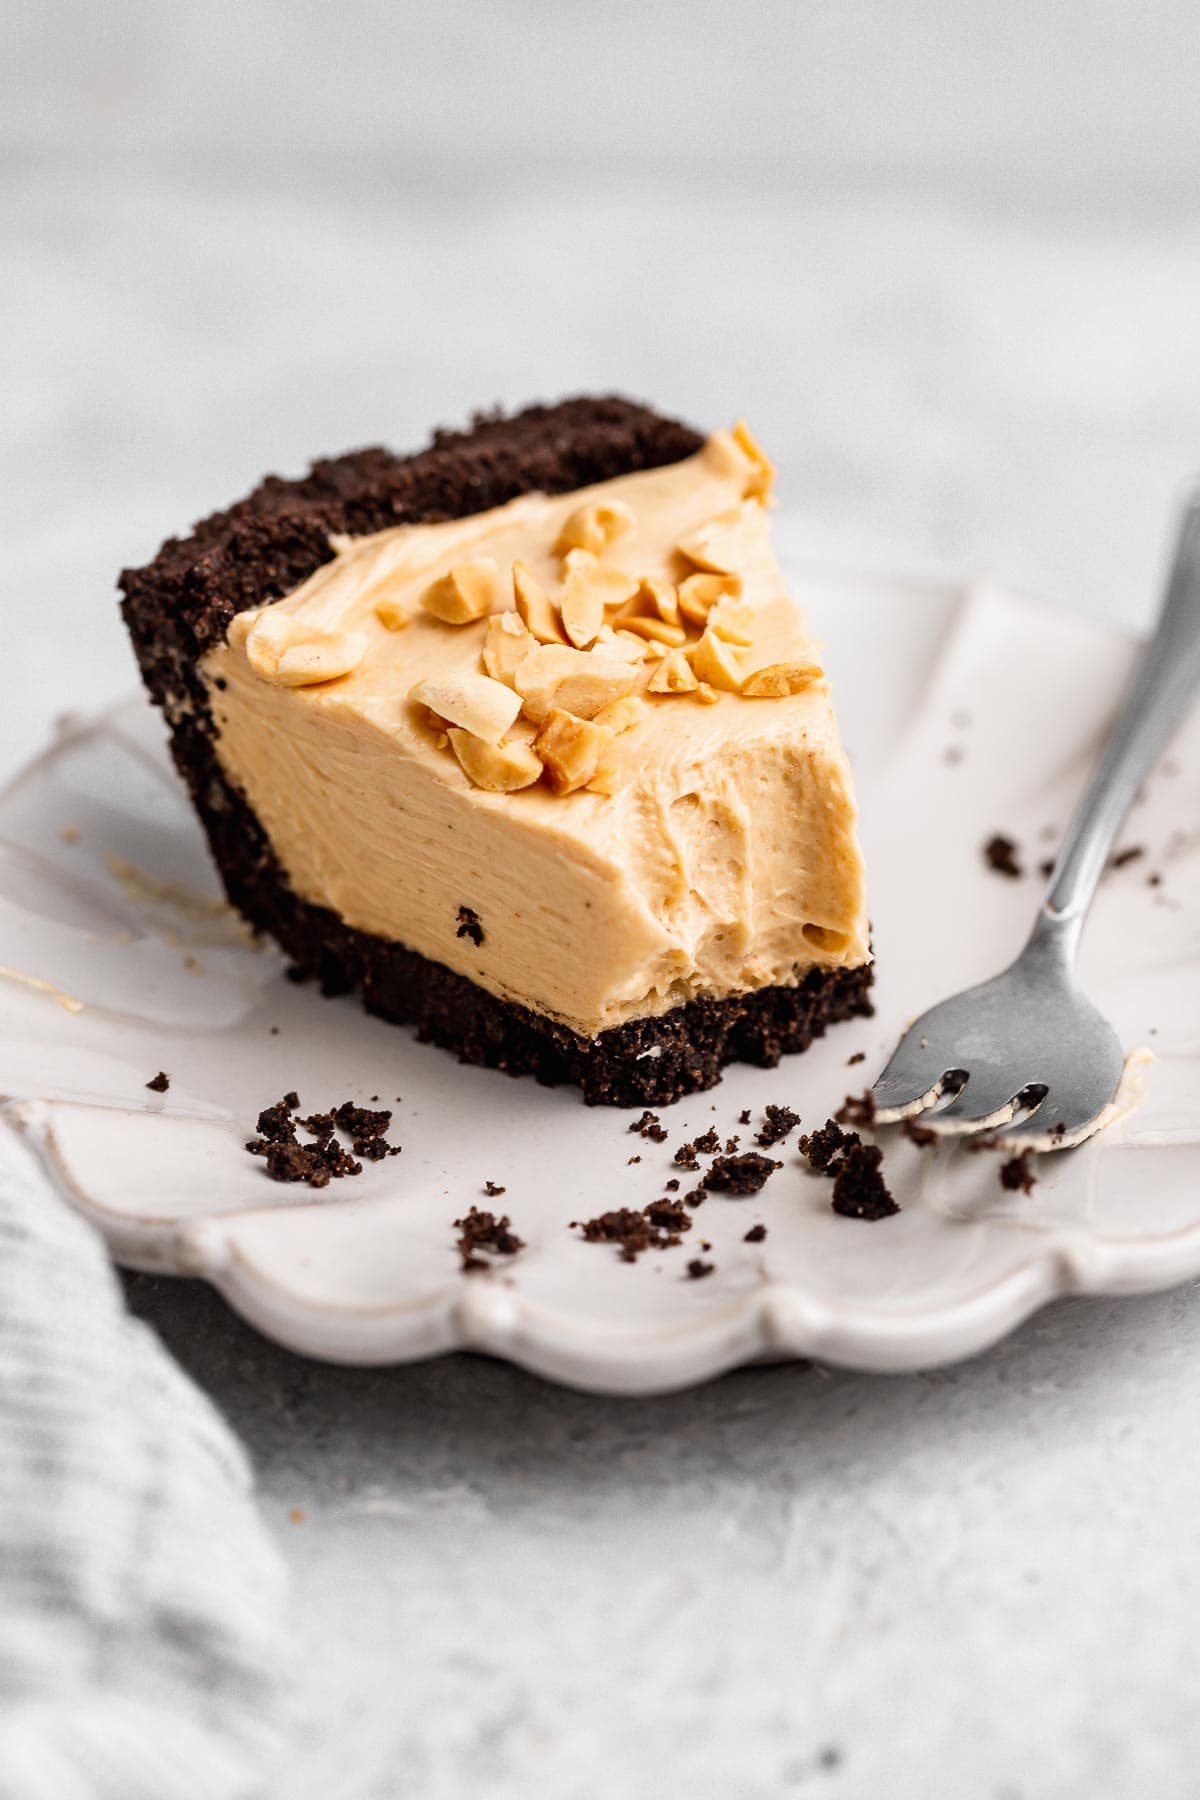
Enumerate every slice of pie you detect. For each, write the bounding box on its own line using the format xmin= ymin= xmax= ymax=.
xmin=120 ymin=397 xmax=871 ymax=1105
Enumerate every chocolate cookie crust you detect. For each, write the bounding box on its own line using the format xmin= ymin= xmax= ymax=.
xmin=118 ymin=395 xmax=872 ymax=1107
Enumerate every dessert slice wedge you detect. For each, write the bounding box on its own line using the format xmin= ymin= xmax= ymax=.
xmin=120 ymin=397 xmax=871 ymax=1105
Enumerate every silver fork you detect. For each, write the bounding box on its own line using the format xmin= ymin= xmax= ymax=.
xmin=872 ymin=494 xmax=1200 ymax=1148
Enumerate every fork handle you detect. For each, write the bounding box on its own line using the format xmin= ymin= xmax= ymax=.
xmin=1039 ymin=493 xmax=1200 ymax=948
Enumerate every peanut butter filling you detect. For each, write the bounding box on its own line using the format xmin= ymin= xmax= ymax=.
xmin=201 ymin=430 xmax=869 ymax=1037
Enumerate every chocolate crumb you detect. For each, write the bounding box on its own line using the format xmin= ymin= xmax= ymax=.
xmin=298 ymin=1110 xmax=336 ymax=1142
xmin=738 ymin=1109 xmax=752 ymax=1125
xmin=629 ymin=1110 xmax=668 ymax=1143
xmin=704 ymin=1151 xmax=781 ymax=1195
xmin=835 ymin=1089 xmax=876 ymax=1128
xmin=694 ymin=1127 xmax=721 ymax=1155
xmin=665 ymin=1178 xmax=680 ymax=1191
xmin=999 ymin=1150 xmax=1037 ymax=1195
xmin=743 ymin=1223 xmax=768 ymax=1243
xmin=673 ymin=1142 xmax=700 ymax=1171
xmin=1109 ymin=845 xmax=1145 ymax=870
xmin=455 ymin=905 xmax=485 ymax=946
xmin=269 ymin=1025 xmax=280 ymax=1035
xmin=847 ymin=1051 xmax=865 ymax=1066
xmin=145 ymin=1071 xmax=170 ymax=1092
xmin=983 ymin=833 xmax=1023 ymax=879
xmin=627 ymin=1155 xmax=641 ymax=1164
xmin=756 ymin=1104 xmax=799 ymax=1148
xmin=798 ymin=1120 xmax=861 ymax=1173
xmin=334 ymin=1101 xmax=390 ymax=1141
xmin=255 ymin=1098 xmax=299 ymax=1143
xmin=686 ymin=1259 xmax=714 ymax=1280
xmin=831 ymin=1143 xmax=899 ymax=1220
xmin=576 ymin=1206 xmax=682 ymax=1261
xmin=1148 ymin=872 xmax=1163 ymax=887
xmin=684 ymin=1186 xmax=707 ymax=1208
xmin=644 ymin=1198 xmax=692 ymax=1233
xmin=246 ymin=1090 xmax=399 ymax=1185
xmin=1038 ymin=858 xmax=1055 ymax=879
xmin=484 ymin=1180 xmax=506 ymax=1197
xmin=724 ymin=1137 xmax=740 ymax=1153
xmin=455 ymin=1206 xmax=524 ymax=1271
xmin=902 ymin=1117 xmax=938 ymax=1148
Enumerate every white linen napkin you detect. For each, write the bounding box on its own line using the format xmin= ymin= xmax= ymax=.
xmin=0 ymin=1118 xmax=288 ymax=1800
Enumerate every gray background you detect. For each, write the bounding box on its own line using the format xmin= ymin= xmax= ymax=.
xmin=6 ymin=3 xmax=1200 ymax=1794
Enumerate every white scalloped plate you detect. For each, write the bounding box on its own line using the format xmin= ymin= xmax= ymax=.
xmin=3 ymin=562 xmax=1199 ymax=1393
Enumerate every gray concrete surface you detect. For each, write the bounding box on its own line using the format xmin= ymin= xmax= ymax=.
xmin=9 ymin=4 xmax=1200 ymax=1793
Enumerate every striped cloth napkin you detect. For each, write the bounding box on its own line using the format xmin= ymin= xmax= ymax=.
xmin=0 ymin=1119 xmax=288 ymax=1800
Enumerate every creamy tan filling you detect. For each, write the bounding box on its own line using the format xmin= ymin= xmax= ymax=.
xmin=202 ymin=434 xmax=869 ymax=1037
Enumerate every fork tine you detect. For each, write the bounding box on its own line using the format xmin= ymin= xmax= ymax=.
xmin=920 ymin=1070 xmax=1026 ymax=1136
xmin=870 ymin=1031 xmax=957 ymax=1122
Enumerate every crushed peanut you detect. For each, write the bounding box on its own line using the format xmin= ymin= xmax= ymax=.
xmin=420 ymin=558 xmax=500 ymax=625
xmin=619 ymin=615 xmax=688 ymax=648
xmin=586 ymin=762 xmax=622 ymax=796
xmin=630 ymin=577 xmax=680 ymax=627
xmin=647 ymin=650 xmax=699 ymax=695
xmin=409 ymin=673 xmax=521 ymax=744
xmin=733 ymin=420 xmax=776 ymax=501
xmin=691 ymin=628 xmax=744 ymax=693
xmin=559 ymin=561 xmax=608 ymax=648
xmin=448 ymin=729 xmax=543 ymax=791
xmin=273 ymin=631 xmax=368 ymax=688
xmin=534 ymin=709 xmax=615 ymax=795
xmin=593 ymin=694 xmax=647 ymax=735
xmin=706 ymin=595 xmax=755 ymax=645
xmin=482 ymin=611 xmax=537 ymax=684
xmin=373 ymin=596 xmax=413 ymax=631
xmin=593 ymin=625 xmax=649 ymax=663
xmin=677 ymin=571 xmax=743 ymax=626
xmin=677 ymin=504 xmax=759 ymax=575
xmin=513 ymin=562 xmax=567 ymax=644
xmin=513 ymin=644 xmax=638 ymax=722
xmin=555 ymin=499 xmax=635 ymax=556
xmin=741 ymin=661 xmax=824 ymax=698
xmin=693 ymin=682 xmax=719 ymax=705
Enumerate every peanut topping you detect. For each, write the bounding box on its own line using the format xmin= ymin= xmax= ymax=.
xmin=554 ymin=499 xmax=635 ymax=557
xmin=677 ymin=504 xmax=759 ymax=575
xmin=691 ymin=628 xmax=744 ymax=693
xmin=741 ymin=661 xmax=824 ymax=698
xmin=733 ymin=419 xmax=776 ymax=501
xmin=448 ymin=729 xmax=543 ymax=791
xmin=647 ymin=650 xmax=699 ymax=695
xmin=482 ymin=611 xmax=536 ymax=685
xmin=677 ymin=571 xmax=743 ymax=627
xmin=619 ymin=616 xmax=688 ymax=648
xmin=629 ymin=577 xmax=680 ymax=627
xmin=706 ymin=595 xmax=755 ymax=646
xmin=559 ymin=562 xmax=607 ymax=649
xmin=373 ymin=597 xmax=413 ymax=631
xmin=420 ymin=558 xmax=500 ymax=625
xmin=409 ymin=673 xmax=521 ymax=745
xmin=254 ymin=629 xmax=366 ymax=688
xmin=534 ymin=709 xmax=615 ymax=796
xmin=592 ymin=694 xmax=648 ymax=735
xmin=693 ymin=682 xmax=719 ymax=705
xmin=512 ymin=562 xmax=567 ymax=644
xmin=586 ymin=762 xmax=622 ymax=797
xmin=593 ymin=625 xmax=650 ymax=663
xmin=512 ymin=645 xmax=638 ymax=722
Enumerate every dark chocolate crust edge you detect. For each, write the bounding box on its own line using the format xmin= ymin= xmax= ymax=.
xmin=117 ymin=393 xmax=873 ymax=1106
